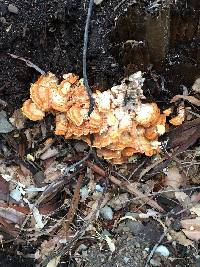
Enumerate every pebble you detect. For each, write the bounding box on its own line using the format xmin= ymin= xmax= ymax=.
xmin=80 ymin=186 xmax=89 ymax=199
xmin=77 ymin=244 xmax=87 ymax=252
xmin=100 ymin=206 xmax=113 ymax=220
xmin=155 ymin=245 xmax=170 ymax=257
xmin=95 ymin=184 xmax=104 ymax=193
xmin=0 ymin=111 xmax=14 ymax=133
xmin=123 ymin=256 xmax=130 ymax=263
xmin=8 ymin=4 xmax=18 ymax=14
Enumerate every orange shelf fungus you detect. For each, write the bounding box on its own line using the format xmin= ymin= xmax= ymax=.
xmin=22 ymin=71 xmax=169 ymax=163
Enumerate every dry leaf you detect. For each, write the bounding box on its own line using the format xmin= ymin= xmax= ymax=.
xmin=9 ymin=109 xmax=26 ymax=130
xmin=192 ymin=78 xmax=200 ymax=93
xmin=174 ymin=192 xmax=189 ymax=204
xmin=40 ymin=147 xmax=59 ymax=160
xmin=182 ymin=229 xmax=200 ymax=241
xmin=46 ymin=256 xmax=61 ymax=267
xmin=191 ymin=193 xmax=200 ymax=202
xmin=0 ymin=207 xmax=25 ymax=224
xmin=169 ymin=229 xmax=193 ymax=246
xmin=180 ymin=218 xmax=200 ymax=230
xmin=104 ymin=235 xmax=115 ymax=252
xmin=190 ymin=204 xmax=200 ymax=217
xmin=108 ymin=193 xmax=129 ymax=211
xmin=164 ymin=166 xmax=185 ymax=189
xmin=170 ymin=95 xmax=200 ymax=106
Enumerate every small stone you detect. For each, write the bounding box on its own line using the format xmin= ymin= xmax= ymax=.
xmin=123 ymin=256 xmax=130 ymax=263
xmin=80 ymin=186 xmax=89 ymax=200
xmin=0 ymin=111 xmax=14 ymax=133
xmin=155 ymin=245 xmax=170 ymax=257
xmin=8 ymin=4 xmax=18 ymax=14
xmin=77 ymin=244 xmax=87 ymax=252
xmin=95 ymin=184 xmax=104 ymax=193
xmin=100 ymin=206 xmax=113 ymax=220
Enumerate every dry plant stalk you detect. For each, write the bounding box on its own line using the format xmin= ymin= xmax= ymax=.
xmin=22 ymin=71 xmax=168 ymax=163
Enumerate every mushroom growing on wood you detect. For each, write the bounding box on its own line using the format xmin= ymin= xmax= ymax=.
xmin=22 ymin=71 xmax=168 ymax=163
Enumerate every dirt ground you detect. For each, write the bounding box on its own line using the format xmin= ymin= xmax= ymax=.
xmin=0 ymin=0 xmax=200 ymax=266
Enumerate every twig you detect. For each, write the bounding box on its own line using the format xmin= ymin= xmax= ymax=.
xmin=138 ymin=157 xmax=166 ymax=181
xmin=144 ymin=231 xmax=167 ymax=267
xmin=85 ymin=161 xmax=164 ymax=212
xmin=7 ymin=53 xmax=45 ymax=75
xmin=65 ymin=174 xmax=83 ymax=238
xmin=62 ymin=151 xmax=92 ymax=177
xmin=83 ymin=0 xmax=95 ymax=116
xmin=128 ymin=185 xmax=200 ymax=203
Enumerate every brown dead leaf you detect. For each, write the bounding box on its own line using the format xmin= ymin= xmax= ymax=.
xmin=182 ymin=229 xmax=200 ymax=241
xmin=170 ymin=95 xmax=200 ymax=106
xmin=40 ymin=147 xmax=59 ymax=160
xmin=0 ymin=207 xmax=25 ymax=224
xmin=164 ymin=166 xmax=185 ymax=189
xmin=180 ymin=218 xmax=200 ymax=230
xmin=0 ymin=175 xmax=9 ymax=197
xmin=191 ymin=193 xmax=200 ymax=202
xmin=169 ymin=229 xmax=193 ymax=246
xmin=192 ymin=78 xmax=200 ymax=93
xmin=9 ymin=109 xmax=26 ymax=130
xmin=190 ymin=204 xmax=200 ymax=217
xmin=174 ymin=192 xmax=190 ymax=206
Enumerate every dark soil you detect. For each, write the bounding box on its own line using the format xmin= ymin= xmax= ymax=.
xmin=1 ymin=0 xmax=200 ymax=112
xmin=0 ymin=0 xmax=200 ymax=266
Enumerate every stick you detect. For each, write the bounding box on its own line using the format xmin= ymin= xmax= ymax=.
xmin=8 ymin=53 xmax=45 ymax=75
xmin=83 ymin=0 xmax=95 ymax=116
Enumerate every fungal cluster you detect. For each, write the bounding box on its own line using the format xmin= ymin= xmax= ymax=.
xmin=22 ymin=72 xmax=168 ymax=163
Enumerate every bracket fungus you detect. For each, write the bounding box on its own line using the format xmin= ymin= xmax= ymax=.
xmin=22 ymin=71 xmax=168 ymax=163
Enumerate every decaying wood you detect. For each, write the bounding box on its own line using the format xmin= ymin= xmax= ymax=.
xmin=144 ymin=118 xmax=200 ymax=177
xmin=65 ymin=174 xmax=83 ymax=238
xmin=146 ymin=5 xmax=170 ymax=69
xmin=165 ymin=117 xmax=200 ymax=151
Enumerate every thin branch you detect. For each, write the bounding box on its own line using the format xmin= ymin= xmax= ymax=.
xmin=8 ymin=53 xmax=45 ymax=75
xmin=128 ymin=185 xmax=200 ymax=203
xmin=144 ymin=231 xmax=167 ymax=267
xmin=83 ymin=0 xmax=95 ymax=116
xmin=65 ymin=174 xmax=83 ymax=239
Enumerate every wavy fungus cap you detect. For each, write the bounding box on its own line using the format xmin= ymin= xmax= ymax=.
xmin=22 ymin=72 xmax=168 ymax=163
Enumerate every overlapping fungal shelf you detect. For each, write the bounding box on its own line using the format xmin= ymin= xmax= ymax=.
xmin=22 ymin=71 xmax=168 ymax=163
